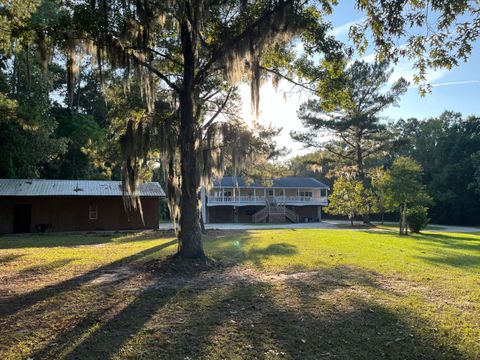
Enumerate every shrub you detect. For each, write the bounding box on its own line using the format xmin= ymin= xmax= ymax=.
xmin=406 ymin=206 xmax=429 ymax=233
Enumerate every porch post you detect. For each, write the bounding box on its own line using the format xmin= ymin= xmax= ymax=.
xmin=254 ymin=188 xmax=256 ymax=202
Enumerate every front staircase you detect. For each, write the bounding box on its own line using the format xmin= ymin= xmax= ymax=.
xmin=252 ymin=199 xmax=299 ymax=224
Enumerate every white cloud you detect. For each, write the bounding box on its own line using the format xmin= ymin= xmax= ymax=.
xmin=360 ymin=48 xmax=448 ymax=85
xmin=431 ymin=80 xmax=480 ymax=88
xmin=360 ymin=52 xmax=376 ymax=63
xmin=389 ymin=60 xmax=447 ymax=85
xmin=329 ymin=18 xmax=365 ymax=38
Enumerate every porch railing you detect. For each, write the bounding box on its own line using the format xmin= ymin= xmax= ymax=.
xmin=208 ymin=195 xmax=327 ymax=204
xmin=209 ymin=196 xmax=267 ymax=203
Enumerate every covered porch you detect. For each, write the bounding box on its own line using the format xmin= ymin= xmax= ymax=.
xmin=206 ymin=187 xmax=328 ymax=206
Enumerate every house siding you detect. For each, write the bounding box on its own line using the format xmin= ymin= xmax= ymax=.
xmin=0 ymin=196 xmax=159 ymax=233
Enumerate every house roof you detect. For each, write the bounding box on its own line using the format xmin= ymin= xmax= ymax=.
xmin=0 ymin=179 xmax=165 ymax=197
xmin=212 ymin=176 xmax=329 ymax=189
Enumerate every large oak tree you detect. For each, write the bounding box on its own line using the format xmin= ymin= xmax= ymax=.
xmin=2 ymin=0 xmax=340 ymax=258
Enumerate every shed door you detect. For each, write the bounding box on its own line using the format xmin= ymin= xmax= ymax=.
xmin=13 ymin=204 xmax=31 ymax=233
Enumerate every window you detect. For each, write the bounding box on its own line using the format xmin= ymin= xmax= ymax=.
xmin=89 ymin=205 xmax=98 ymax=220
xmin=268 ymin=190 xmax=274 ymax=196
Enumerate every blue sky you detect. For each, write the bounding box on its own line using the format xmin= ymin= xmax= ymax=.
xmin=327 ymin=2 xmax=480 ymax=122
xmin=241 ymin=2 xmax=480 ymax=157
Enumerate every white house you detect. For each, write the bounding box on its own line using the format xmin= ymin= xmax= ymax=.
xmin=201 ymin=176 xmax=329 ymax=223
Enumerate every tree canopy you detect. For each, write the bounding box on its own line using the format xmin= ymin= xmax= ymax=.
xmin=2 ymin=0 xmax=344 ymax=258
xmin=292 ymin=60 xmax=408 ymax=181
xmin=325 ymin=176 xmax=372 ymax=225
xmin=2 ymin=0 xmax=480 ymax=257
xmin=385 ymin=157 xmax=431 ymax=235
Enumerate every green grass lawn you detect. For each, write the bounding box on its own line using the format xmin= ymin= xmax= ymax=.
xmin=372 ymin=223 xmax=447 ymax=231
xmin=0 ymin=229 xmax=478 ymax=359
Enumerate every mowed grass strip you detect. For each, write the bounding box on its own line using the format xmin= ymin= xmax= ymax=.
xmin=0 ymin=229 xmax=478 ymax=359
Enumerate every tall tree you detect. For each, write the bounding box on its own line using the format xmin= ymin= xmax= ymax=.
xmin=385 ymin=157 xmax=431 ymax=235
xmin=471 ymin=151 xmax=480 ymax=197
xmin=287 ymin=151 xmax=330 ymax=179
xmin=0 ymin=49 xmax=67 ymax=178
xmin=292 ymin=61 xmax=407 ymax=222
xmin=293 ymin=61 xmax=407 ymax=179
xmin=393 ymin=112 xmax=480 ymax=225
xmin=0 ymin=0 xmax=341 ymax=258
xmin=325 ymin=176 xmax=371 ymax=226
xmin=368 ymin=167 xmax=393 ymax=225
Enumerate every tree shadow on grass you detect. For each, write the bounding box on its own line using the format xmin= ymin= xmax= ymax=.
xmin=417 ymin=254 xmax=480 ymax=270
xmin=360 ymin=230 xmax=480 ymax=243
xmin=18 ymin=258 xmax=78 ymax=275
xmin=408 ymin=233 xmax=480 ymax=269
xmin=0 ymin=240 xmax=177 ymax=317
xmin=0 ymin=231 xmax=175 ymax=249
xmin=156 ymin=269 xmax=466 ymax=360
xmin=0 ymin=254 xmax=24 ymax=264
xmin=27 ymin=264 xmax=468 ymax=360
xmin=359 ymin=230 xmax=480 ymax=253
xmin=419 ymin=232 xmax=480 ymax=242
xmin=205 ymin=232 xmax=300 ymax=268
xmin=33 ymin=288 xmax=179 ymax=360
xmin=357 ymin=230 xmax=480 ymax=271
xmin=247 ymin=243 xmax=298 ymax=267
xmin=3 ymin=230 xmax=475 ymax=359
xmin=416 ymin=233 xmax=480 ymax=251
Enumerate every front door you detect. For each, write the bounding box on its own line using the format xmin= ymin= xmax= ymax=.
xmin=13 ymin=204 xmax=32 ymax=233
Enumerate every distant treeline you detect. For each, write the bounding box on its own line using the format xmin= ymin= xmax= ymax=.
xmin=288 ymin=111 xmax=480 ymax=226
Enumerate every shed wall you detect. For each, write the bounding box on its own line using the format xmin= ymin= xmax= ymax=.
xmin=0 ymin=196 xmax=159 ymax=233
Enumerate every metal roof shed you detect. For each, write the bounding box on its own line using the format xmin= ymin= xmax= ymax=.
xmin=0 ymin=179 xmax=165 ymax=234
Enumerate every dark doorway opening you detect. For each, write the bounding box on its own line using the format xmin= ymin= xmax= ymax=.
xmin=13 ymin=204 xmax=31 ymax=233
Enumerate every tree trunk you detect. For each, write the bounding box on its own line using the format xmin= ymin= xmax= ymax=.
xmin=177 ymin=19 xmax=204 ymax=259
xmin=363 ymin=212 xmax=370 ymax=224
xmin=381 ymin=211 xmax=384 ymax=225
xmin=399 ymin=204 xmax=408 ymax=235
xmin=356 ymin=133 xmax=370 ymax=225
xmin=399 ymin=208 xmax=403 ymax=235
xmin=404 ymin=205 xmax=408 ymax=235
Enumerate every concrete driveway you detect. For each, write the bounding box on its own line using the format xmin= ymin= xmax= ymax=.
xmin=159 ymin=220 xmax=479 ymax=233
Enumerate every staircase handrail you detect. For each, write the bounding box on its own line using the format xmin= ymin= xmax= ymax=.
xmin=284 ymin=206 xmax=299 ymax=223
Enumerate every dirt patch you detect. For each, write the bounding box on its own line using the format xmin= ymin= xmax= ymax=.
xmin=89 ymin=268 xmax=135 ymax=286
xmin=139 ymin=258 xmax=417 ymax=298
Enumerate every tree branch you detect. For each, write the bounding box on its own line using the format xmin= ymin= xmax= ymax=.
xmin=130 ymin=52 xmax=180 ymax=92
xmin=202 ymin=88 xmax=233 ymax=130
xmin=260 ymin=66 xmax=317 ymax=93
xmin=194 ymin=0 xmax=295 ymax=85
xmin=125 ymin=46 xmax=184 ymax=67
